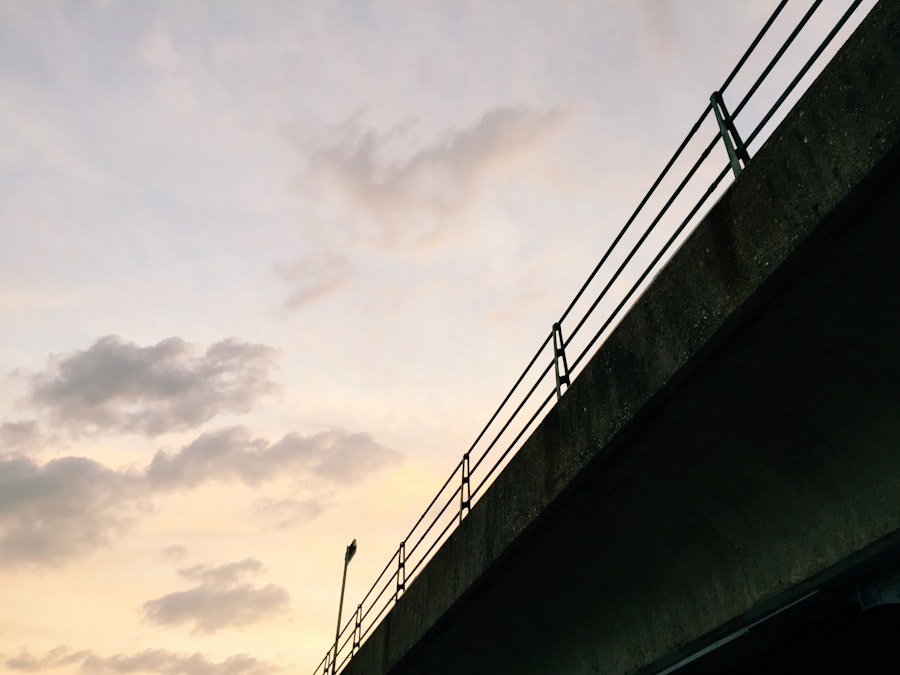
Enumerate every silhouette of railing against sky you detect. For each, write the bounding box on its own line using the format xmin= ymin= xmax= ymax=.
xmin=314 ymin=2 xmax=873 ymax=672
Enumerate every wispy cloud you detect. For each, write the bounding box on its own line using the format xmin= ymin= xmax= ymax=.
xmin=0 ymin=426 xmax=401 ymax=567
xmin=255 ymin=496 xmax=326 ymax=529
xmin=27 ymin=336 xmax=280 ymax=437
xmin=6 ymin=646 xmax=282 ymax=674
xmin=618 ymin=0 xmax=680 ymax=70
xmin=310 ymin=105 xmax=577 ymax=247
xmin=138 ymin=26 xmax=182 ymax=73
xmin=160 ymin=544 xmax=188 ymax=562
xmin=143 ymin=557 xmax=290 ymax=633
xmin=275 ymin=250 xmax=355 ymax=312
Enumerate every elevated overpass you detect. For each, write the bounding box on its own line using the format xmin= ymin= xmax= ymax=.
xmin=334 ymin=2 xmax=900 ymax=672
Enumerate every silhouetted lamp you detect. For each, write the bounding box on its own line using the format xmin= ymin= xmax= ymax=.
xmin=332 ymin=539 xmax=357 ymax=674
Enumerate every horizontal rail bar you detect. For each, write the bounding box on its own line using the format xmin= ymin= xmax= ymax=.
xmin=405 ymin=484 xmax=463 ymax=561
xmin=572 ymin=162 xmax=732 ymax=373
xmin=462 ymin=333 xmax=553 ymax=463
xmin=358 ymin=549 xmax=399 ymax=609
xmin=471 ymin=387 xmax=557 ymax=500
xmin=559 ymin=102 xmax=713 ymax=328
xmin=732 ymin=0 xmax=823 ymax=122
xmin=407 ymin=506 xmax=466 ymax=581
xmin=566 ymin=129 xmax=720 ymax=366
xmin=359 ymin=569 xmax=398 ymax=624
xmin=402 ymin=458 xmax=464 ymax=546
xmin=720 ymin=0 xmax=789 ymax=95
xmin=744 ymin=0 xmax=864 ymax=150
xmin=469 ymin=356 xmax=555 ymax=475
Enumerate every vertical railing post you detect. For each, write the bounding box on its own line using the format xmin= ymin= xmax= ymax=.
xmin=352 ymin=604 xmax=362 ymax=654
xmin=552 ymin=323 xmax=571 ymax=400
xmin=460 ymin=454 xmax=471 ymax=523
xmin=323 ymin=651 xmax=331 ymax=675
xmin=396 ymin=542 xmax=406 ymax=600
xmin=711 ymin=90 xmax=750 ymax=178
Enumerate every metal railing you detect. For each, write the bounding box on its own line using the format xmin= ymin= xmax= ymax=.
xmin=314 ymin=2 xmax=871 ymax=672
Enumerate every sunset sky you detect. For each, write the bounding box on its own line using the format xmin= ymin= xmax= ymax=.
xmin=0 ymin=2 xmax=875 ymax=673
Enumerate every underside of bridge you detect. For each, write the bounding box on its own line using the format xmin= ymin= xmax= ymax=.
xmin=343 ymin=2 xmax=900 ymax=673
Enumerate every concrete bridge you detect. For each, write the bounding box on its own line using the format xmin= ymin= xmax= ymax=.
xmin=342 ymin=2 xmax=900 ymax=672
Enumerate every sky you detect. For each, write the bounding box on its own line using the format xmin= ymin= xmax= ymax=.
xmin=0 ymin=1 xmax=877 ymax=673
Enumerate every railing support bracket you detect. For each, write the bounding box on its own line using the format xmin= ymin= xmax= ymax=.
xmin=711 ymin=90 xmax=751 ymax=178
xmin=460 ymin=454 xmax=471 ymax=522
xmin=396 ymin=542 xmax=406 ymax=600
xmin=553 ymin=323 xmax=571 ymax=400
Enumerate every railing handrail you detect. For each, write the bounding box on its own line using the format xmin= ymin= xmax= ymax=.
xmin=315 ymin=2 xmax=871 ymax=671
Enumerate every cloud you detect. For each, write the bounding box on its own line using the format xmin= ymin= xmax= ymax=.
xmin=5 ymin=646 xmax=88 ymax=672
xmin=146 ymin=426 xmax=403 ymax=489
xmin=311 ymin=105 xmax=576 ymax=247
xmin=28 ymin=336 xmax=280 ymax=437
xmin=275 ymin=250 xmax=355 ymax=312
xmin=620 ymin=0 xmax=680 ymax=69
xmin=255 ymin=496 xmax=326 ymax=528
xmin=160 ymin=544 xmax=187 ymax=561
xmin=0 ymin=420 xmax=41 ymax=452
xmin=0 ymin=426 xmax=400 ymax=567
xmin=6 ymin=646 xmax=282 ymax=674
xmin=0 ymin=454 xmax=145 ymax=567
xmin=177 ymin=557 xmax=263 ymax=586
xmin=143 ymin=558 xmax=290 ymax=633
xmin=139 ymin=27 xmax=182 ymax=72
xmin=142 ymin=583 xmax=290 ymax=633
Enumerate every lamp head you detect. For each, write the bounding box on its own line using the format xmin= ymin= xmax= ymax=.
xmin=346 ymin=539 xmax=357 ymax=563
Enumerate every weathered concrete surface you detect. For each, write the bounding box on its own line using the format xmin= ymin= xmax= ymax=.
xmin=343 ymin=2 xmax=900 ymax=673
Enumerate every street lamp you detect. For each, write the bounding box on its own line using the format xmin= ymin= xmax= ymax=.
xmin=332 ymin=539 xmax=357 ymax=674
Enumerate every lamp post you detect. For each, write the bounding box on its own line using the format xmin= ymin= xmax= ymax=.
xmin=332 ymin=539 xmax=357 ymax=674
